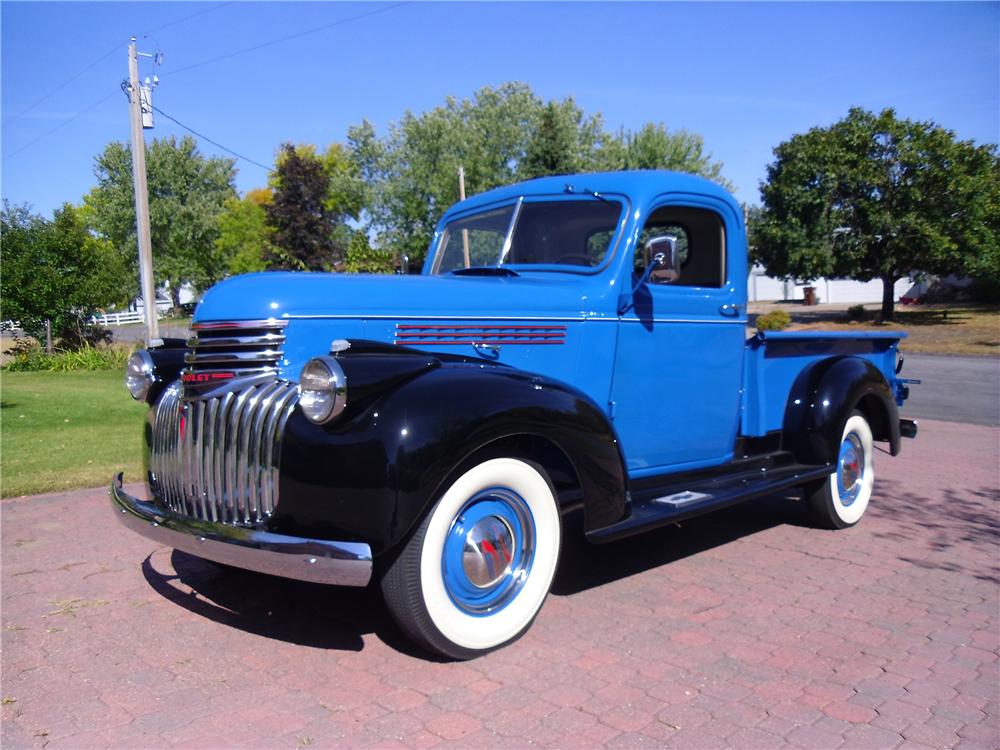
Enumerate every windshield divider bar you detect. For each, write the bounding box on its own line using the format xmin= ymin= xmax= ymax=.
xmin=497 ymin=196 xmax=524 ymax=266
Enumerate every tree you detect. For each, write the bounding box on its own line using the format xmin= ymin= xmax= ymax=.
xmin=519 ymin=99 xmax=608 ymax=179
xmin=266 ymin=144 xmax=358 ymax=271
xmin=349 ymin=82 xmax=732 ymax=267
xmin=215 ymin=188 xmax=275 ymax=275
xmin=611 ymin=124 xmax=732 ymax=189
xmin=349 ymin=83 xmax=541 ymax=267
xmin=343 ymin=231 xmax=395 ymax=274
xmin=751 ymin=108 xmax=1000 ymax=319
xmin=83 ymin=135 xmax=237 ymax=306
xmin=1 ymin=202 xmax=130 ymax=344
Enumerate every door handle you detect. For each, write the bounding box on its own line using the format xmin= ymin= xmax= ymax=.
xmin=719 ymin=303 xmax=742 ymax=317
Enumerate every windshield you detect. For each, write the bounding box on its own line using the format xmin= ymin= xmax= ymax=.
xmin=431 ymin=199 xmax=623 ymax=274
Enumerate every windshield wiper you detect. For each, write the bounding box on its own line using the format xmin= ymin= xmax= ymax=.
xmin=451 ymin=266 xmax=520 ymax=277
xmin=564 ymin=184 xmax=613 ymax=204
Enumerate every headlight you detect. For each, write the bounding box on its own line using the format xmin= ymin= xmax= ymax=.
xmin=299 ymin=356 xmax=347 ymax=424
xmin=125 ymin=350 xmax=155 ymax=401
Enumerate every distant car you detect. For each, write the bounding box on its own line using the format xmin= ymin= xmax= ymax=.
xmin=112 ymin=171 xmax=918 ymax=659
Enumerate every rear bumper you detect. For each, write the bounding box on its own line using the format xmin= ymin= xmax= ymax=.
xmin=110 ymin=473 xmax=372 ymax=587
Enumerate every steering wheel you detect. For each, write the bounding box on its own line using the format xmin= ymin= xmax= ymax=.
xmin=554 ymin=254 xmax=598 ymax=267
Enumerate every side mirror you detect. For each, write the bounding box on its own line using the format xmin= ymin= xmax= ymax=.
xmin=643 ymin=235 xmax=680 ymax=284
xmin=618 ymin=234 xmax=682 ymax=315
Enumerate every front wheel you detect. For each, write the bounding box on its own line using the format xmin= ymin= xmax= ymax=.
xmin=380 ymin=457 xmax=561 ymax=659
xmin=804 ymin=410 xmax=875 ymax=529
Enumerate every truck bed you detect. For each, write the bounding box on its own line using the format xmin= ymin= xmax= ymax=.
xmin=741 ymin=331 xmax=906 ymax=437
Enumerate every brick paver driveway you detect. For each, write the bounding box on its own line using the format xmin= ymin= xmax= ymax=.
xmin=3 ymin=418 xmax=997 ymax=749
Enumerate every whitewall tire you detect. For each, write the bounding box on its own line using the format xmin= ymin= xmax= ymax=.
xmin=381 ymin=457 xmax=561 ymax=659
xmin=805 ymin=411 xmax=875 ymax=529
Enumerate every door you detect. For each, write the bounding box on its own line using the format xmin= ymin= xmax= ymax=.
xmin=609 ymin=198 xmax=746 ymax=477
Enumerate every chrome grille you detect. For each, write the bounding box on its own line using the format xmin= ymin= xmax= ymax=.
xmin=149 ymin=381 xmax=299 ymax=525
xmin=185 ymin=319 xmax=287 ymax=377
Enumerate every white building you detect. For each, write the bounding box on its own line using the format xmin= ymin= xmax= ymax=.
xmin=748 ymin=264 xmax=915 ymax=304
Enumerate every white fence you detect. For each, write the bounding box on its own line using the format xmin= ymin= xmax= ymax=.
xmin=89 ymin=311 xmax=164 ymax=327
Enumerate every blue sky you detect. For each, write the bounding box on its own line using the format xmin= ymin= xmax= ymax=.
xmin=3 ymin=1 xmax=998 ymax=217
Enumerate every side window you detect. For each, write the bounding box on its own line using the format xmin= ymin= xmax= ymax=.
xmin=634 ymin=206 xmax=726 ymax=287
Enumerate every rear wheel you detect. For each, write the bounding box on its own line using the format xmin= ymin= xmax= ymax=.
xmin=805 ymin=410 xmax=875 ymax=529
xmin=380 ymin=457 xmax=561 ymax=659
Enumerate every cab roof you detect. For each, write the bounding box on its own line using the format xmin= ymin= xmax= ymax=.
xmin=448 ymin=170 xmax=737 ymax=217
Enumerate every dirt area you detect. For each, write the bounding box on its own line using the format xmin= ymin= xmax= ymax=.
xmin=0 ymin=333 xmax=27 ymax=368
xmin=749 ymin=302 xmax=1000 ymax=357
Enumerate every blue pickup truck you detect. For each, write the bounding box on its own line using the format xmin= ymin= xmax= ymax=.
xmin=114 ymin=171 xmax=917 ymax=659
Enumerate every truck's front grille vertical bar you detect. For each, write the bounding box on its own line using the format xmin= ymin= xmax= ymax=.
xmin=148 ymin=380 xmax=298 ymax=527
xmin=203 ymin=397 xmax=218 ymax=523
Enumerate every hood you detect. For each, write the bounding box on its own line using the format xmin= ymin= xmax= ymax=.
xmin=195 ymin=271 xmax=616 ymax=323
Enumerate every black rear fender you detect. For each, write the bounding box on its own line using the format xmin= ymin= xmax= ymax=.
xmin=782 ymin=355 xmax=901 ymax=464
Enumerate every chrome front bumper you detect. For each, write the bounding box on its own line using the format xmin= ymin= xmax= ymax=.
xmin=110 ymin=473 xmax=372 ymax=587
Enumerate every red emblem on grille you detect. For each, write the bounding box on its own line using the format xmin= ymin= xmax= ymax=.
xmin=182 ymin=371 xmax=236 ymax=384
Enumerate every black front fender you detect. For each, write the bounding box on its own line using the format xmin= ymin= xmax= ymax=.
xmin=274 ymin=363 xmax=627 ymax=557
xmin=782 ymin=355 xmax=900 ymax=464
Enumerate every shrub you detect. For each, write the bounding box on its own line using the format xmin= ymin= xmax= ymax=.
xmin=755 ymin=309 xmax=792 ymax=331
xmin=344 ymin=232 xmax=396 ymax=274
xmin=846 ymin=304 xmax=868 ymax=321
xmin=4 ymin=342 xmax=132 ymax=372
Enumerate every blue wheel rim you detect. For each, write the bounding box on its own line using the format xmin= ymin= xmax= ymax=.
xmin=441 ymin=487 xmax=536 ymax=616
xmin=836 ymin=433 xmax=865 ymax=506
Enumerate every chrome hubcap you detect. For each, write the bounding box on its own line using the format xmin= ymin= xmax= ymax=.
xmin=442 ymin=488 xmax=536 ymax=616
xmin=837 ymin=434 xmax=865 ymax=505
xmin=462 ymin=515 xmax=514 ymax=588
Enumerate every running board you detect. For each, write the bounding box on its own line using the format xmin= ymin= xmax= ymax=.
xmin=587 ymin=462 xmax=833 ymax=544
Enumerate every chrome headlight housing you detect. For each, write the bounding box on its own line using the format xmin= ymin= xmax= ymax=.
xmin=298 ymin=356 xmax=347 ymax=424
xmin=125 ymin=349 xmax=155 ymax=401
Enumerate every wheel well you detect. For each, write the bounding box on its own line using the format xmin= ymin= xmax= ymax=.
xmin=456 ymin=434 xmax=584 ymax=513
xmin=856 ymin=393 xmax=890 ymax=443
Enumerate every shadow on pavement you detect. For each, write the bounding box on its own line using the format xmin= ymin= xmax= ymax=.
xmin=143 ymin=552 xmax=380 ymax=653
xmin=139 ymin=492 xmax=813 ymax=656
xmin=867 ymin=479 xmax=1000 ymax=584
xmin=552 ymin=493 xmax=807 ymax=596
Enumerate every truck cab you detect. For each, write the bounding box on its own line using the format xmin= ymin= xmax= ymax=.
xmin=113 ymin=171 xmax=916 ymax=659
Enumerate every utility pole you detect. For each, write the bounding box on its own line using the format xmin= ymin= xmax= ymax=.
xmin=458 ymin=166 xmax=470 ymax=268
xmin=128 ymin=37 xmax=160 ymax=346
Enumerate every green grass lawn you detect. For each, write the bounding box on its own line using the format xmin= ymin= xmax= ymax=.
xmin=1 ymin=371 xmax=148 ymax=498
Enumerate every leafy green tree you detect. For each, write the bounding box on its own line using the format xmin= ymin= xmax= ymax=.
xmin=343 ymin=231 xmax=396 ymax=274
xmin=1 ymin=202 xmax=130 ymax=344
xmin=752 ymin=107 xmax=1000 ymax=319
xmin=215 ymin=188 xmax=275 ymax=275
xmin=520 ymin=99 xmax=607 ymax=179
xmin=349 ymin=82 xmax=732 ymax=267
xmin=83 ymin=135 xmax=237 ymax=306
xmin=349 ymin=83 xmax=537 ymax=267
xmin=604 ymin=124 xmax=731 ymax=189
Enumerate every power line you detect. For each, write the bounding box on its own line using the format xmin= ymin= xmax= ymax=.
xmin=1 ymin=90 xmax=118 ymax=163
xmin=2 ymin=3 xmax=233 ymax=128
xmin=2 ymin=46 xmax=119 ymax=127
xmin=151 ymin=104 xmax=274 ymax=173
xmin=163 ymin=1 xmax=410 ymax=77
xmin=1 ymin=3 xmax=402 ymax=166
xmin=140 ymin=2 xmax=232 ymax=36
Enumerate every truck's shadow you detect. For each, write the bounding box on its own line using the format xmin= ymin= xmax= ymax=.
xmin=141 ymin=493 xmax=808 ymax=657
xmin=138 ymin=480 xmax=1000 ymax=657
xmin=552 ymin=493 xmax=805 ymax=595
